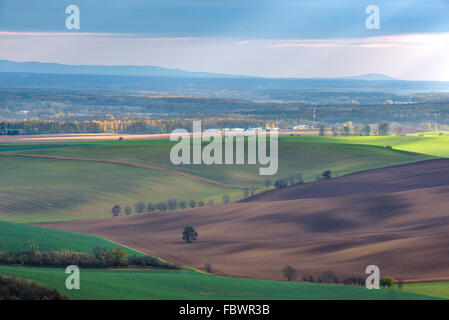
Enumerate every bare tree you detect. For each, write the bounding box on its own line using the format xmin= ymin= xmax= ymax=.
xmin=124 ymin=205 xmax=132 ymax=215
xmin=157 ymin=202 xmax=167 ymax=211
xmin=264 ymin=180 xmax=272 ymax=189
xmin=222 ymin=195 xmax=230 ymax=204
xmin=135 ymin=202 xmax=145 ymax=214
xmin=147 ymin=202 xmax=156 ymax=213
xmin=167 ymin=198 xmax=178 ymax=210
xmin=204 ymin=263 xmax=212 ymax=273
xmin=282 ymin=265 xmax=297 ymax=282
xmin=287 ymin=173 xmax=295 ymax=185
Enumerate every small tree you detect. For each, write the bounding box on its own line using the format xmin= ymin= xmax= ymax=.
xmin=295 ymin=172 xmax=304 ymax=184
xmin=124 ymin=205 xmax=132 ymax=215
xmin=157 ymin=202 xmax=167 ymax=211
xmin=282 ymin=265 xmax=297 ymax=282
xmin=321 ymin=170 xmax=332 ymax=180
xmin=207 ymin=199 xmax=214 ymax=206
xmin=111 ymin=205 xmax=121 ymax=217
xmin=287 ymin=173 xmax=295 ymax=185
xmin=179 ymin=201 xmax=187 ymax=209
xmin=274 ymin=178 xmax=288 ymax=188
xmin=189 ymin=200 xmax=197 ymax=208
xmin=331 ymin=125 xmax=339 ymax=136
xmin=182 ymin=226 xmax=198 ymax=243
xmin=380 ymin=276 xmax=395 ymax=288
xmin=135 ymin=202 xmax=145 ymax=214
xmin=204 ymin=263 xmax=212 ymax=273
xmin=397 ymin=280 xmax=404 ymax=291
xmin=111 ymin=248 xmax=127 ymax=266
xmin=264 ymin=180 xmax=272 ymax=189
xmin=167 ymin=198 xmax=178 ymax=210
xmin=198 ymin=200 xmax=205 ymax=207
xmin=147 ymin=202 xmax=156 ymax=213
xmin=378 ymin=122 xmax=390 ymax=136
xmin=319 ymin=124 xmax=326 ymax=136
xmin=222 ymin=195 xmax=230 ymax=204
xmin=362 ymin=125 xmax=371 ymax=136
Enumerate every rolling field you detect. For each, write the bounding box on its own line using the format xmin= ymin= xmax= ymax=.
xmin=38 ymin=159 xmax=449 ymax=281
xmin=0 ymin=137 xmax=433 ymax=187
xmin=401 ymin=282 xmax=449 ymax=299
xmin=0 ymin=265 xmax=434 ymax=300
xmin=282 ymin=135 xmax=449 ymax=158
xmin=0 ymin=221 xmax=142 ymax=255
xmin=0 ymin=155 xmax=242 ymax=223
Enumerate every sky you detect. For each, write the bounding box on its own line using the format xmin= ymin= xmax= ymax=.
xmin=0 ymin=0 xmax=449 ymax=80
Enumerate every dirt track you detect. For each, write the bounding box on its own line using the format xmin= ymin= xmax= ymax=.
xmin=36 ymin=159 xmax=449 ymax=281
xmin=0 ymin=153 xmax=253 ymax=190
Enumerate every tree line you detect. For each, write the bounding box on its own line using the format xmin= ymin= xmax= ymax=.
xmin=318 ymin=122 xmax=390 ymax=136
xmin=0 ymin=119 xmax=266 ymax=135
xmin=0 ymin=274 xmax=68 ymax=300
xmin=282 ymin=266 xmax=400 ymax=289
xmin=112 ymin=196 xmax=232 ymax=216
xmin=0 ymin=247 xmax=179 ymax=270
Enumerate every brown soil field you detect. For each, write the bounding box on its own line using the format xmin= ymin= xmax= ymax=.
xmin=36 ymin=159 xmax=449 ymax=281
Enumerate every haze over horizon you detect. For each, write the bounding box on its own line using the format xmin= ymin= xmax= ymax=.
xmin=0 ymin=0 xmax=448 ymax=81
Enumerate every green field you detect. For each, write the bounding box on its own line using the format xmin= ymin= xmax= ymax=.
xmin=0 ymin=265 xmax=435 ymax=300
xmin=0 ymin=137 xmax=437 ymax=222
xmin=1 ymin=138 xmax=433 ymax=186
xmin=0 ymin=221 xmax=142 ymax=255
xmin=282 ymin=135 xmax=449 ymax=158
xmin=400 ymin=282 xmax=449 ymax=300
xmin=0 ymin=155 xmax=242 ymax=223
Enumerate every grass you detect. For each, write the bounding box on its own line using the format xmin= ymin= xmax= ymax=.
xmin=0 ymin=265 xmax=436 ymax=300
xmin=283 ymin=135 xmax=449 ymax=158
xmin=0 ymin=136 xmax=438 ymax=222
xmin=407 ymin=130 xmax=449 ymax=137
xmin=0 ymin=138 xmax=433 ymax=187
xmin=0 ymin=221 xmax=143 ymax=256
xmin=400 ymin=282 xmax=449 ymax=300
xmin=0 ymin=155 xmax=242 ymax=223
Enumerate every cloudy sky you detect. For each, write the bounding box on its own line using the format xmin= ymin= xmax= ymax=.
xmin=0 ymin=0 xmax=449 ymax=80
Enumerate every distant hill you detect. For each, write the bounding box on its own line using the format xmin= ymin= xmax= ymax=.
xmin=0 ymin=60 xmax=239 ymax=78
xmin=336 ymin=73 xmax=399 ymax=81
xmin=0 ymin=60 xmax=399 ymax=81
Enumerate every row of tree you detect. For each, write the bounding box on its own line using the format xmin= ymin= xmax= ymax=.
xmin=0 ymin=247 xmax=178 ymax=269
xmin=264 ymin=172 xmax=304 ymax=189
xmin=264 ymin=170 xmax=331 ymax=189
xmin=282 ymin=266 xmax=400 ymax=288
xmin=0 ymin=274 xmax=68 ymax=300
xmin=112 ymin=196 xmax=232 ymax=216
xmin=0 ymin=118 xmax=267 ymax=135
xmin=318 ymin=122 xmax=390 ymax=136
